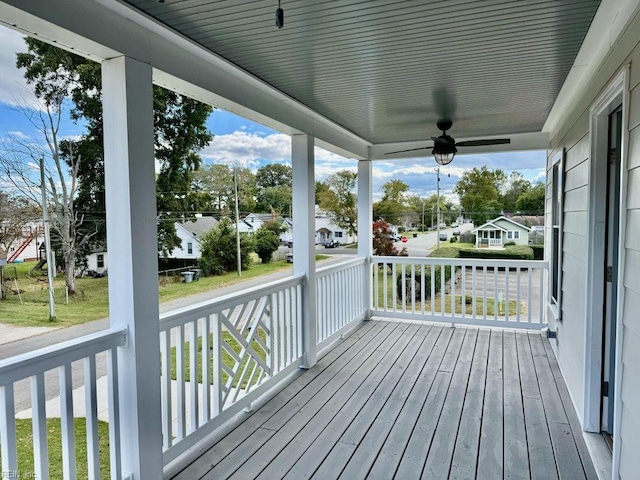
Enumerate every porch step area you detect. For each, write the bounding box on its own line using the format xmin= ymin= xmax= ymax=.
xmin=172 ymin=320 xmax=598 ymax=479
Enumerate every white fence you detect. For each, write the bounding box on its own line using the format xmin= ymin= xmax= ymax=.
xmin=316 ymin=258 xmax=368 ymax=349
xmin=371 ymin=256 xmax=548 ymax=329
xmin=0 ymin=327 xmax=127 ymax=479
xmin=159 ymin=274 xmax=304 ymax=466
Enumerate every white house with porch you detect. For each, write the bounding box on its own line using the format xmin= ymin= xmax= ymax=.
xmin=472 ymin=216 xmax=531 ymax=248
xmin=2 ymin=1 xmax=640 ymax=479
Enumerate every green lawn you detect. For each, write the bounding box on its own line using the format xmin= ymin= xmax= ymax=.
xmin=0 ymin=256 xmax=327 ymax=327
xmin=0 ymin=418 xmax=110 ymax=480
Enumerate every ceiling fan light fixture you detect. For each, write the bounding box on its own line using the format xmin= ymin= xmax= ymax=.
xmin=432 ymin=133 xmax=457 ymax=165
xmin=433 ymin=151 xmax=456 ymax=165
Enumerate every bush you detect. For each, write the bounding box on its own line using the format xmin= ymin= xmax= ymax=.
xmin=198 ymin=220 xmax=254 ymax=276
xmin=531 ymin=244 xmax=544 ymax=260
xmin=459 ymin=246 xmax=534 ymax=260
xmin=396 ymin=248 xmax=460 ymax=301
xmin=373 ymin=220 xmax=408 ymax=256
xmin=254 ymin=228 xmax=281 ymax=264
xmin=504 ymin=241 xmax=516 ymax=246
xmin=449 ymin=236 xmax=457 ymax=243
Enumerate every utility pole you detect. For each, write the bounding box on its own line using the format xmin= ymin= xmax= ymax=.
xmin=233 ymin=165 xmax=242 ymax=277
xmin=40 ymin=157 xmax=55 ymax=320
xmin=436 ymin=167 xmax=441 ymax=249
xmin=421 ymin=198 xmax=426 ymax=232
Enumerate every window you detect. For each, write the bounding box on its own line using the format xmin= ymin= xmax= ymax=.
xmin=507 ymin=231 xmax=513 ymax=240
xmin=513 ymin=231 xmax=520 ymax=240
xmin=187 ymin=242 xmax=193 ymax=255
xmin=97 ymin=254 xmax=104 ymax=268
xmin=551 ymin=150 xmax=564 ymax=307
xmin=334 ymin=231 xmax=343 ymax=237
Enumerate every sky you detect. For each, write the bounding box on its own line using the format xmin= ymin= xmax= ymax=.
xmin=0 ymin=25 xmax=546 ymax=204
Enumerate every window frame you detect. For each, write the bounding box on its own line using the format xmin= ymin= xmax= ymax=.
xmin=550 ymin=149 xmax=564 ymax=314
xmin=187 ymin=242 xmax=193 ymax=255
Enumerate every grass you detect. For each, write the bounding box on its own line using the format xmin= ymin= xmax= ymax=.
xmin=0 ymin=418 xmax=110 ymax=480
xmin=168 ymin=328 xmax=268 ymax=387
xmin=1 ymin=256 xmax=329 ymax=327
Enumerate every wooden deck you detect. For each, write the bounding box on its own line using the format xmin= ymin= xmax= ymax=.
xmin=172 ymin=320 xmax=598 ymax=480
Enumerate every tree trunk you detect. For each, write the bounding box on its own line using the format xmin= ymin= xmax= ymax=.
xmin=65 ymin=254 xmax=76 ymax=294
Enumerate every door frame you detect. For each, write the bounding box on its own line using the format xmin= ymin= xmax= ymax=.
xmin=584 ymin=66 xmax=629 ymax=478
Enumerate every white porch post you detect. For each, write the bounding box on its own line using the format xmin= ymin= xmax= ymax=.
xmin=292 ymin=134 xmax=317 ymax=368
xmin=357 ymin=160 xmax=373 ymax=319
xmin=102 ymin=56 xmax=163 ymax=479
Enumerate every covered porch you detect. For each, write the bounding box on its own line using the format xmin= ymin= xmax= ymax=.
xmin=1 ymin=0 xmax=638 ymax=479
xmin=172 ymin=319 xmax=597 ymax=480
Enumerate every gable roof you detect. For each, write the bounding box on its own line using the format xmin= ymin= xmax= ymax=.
xmin=177 ymin=216 xmax=219 ymax=239
xmin=472 ymin=216 xmax=532 ymax=233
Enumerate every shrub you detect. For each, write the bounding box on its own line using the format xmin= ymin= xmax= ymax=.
xmin=373 ymin=220 xmax=407 ymax=256
xmin=460 ymin=232 xmax=476 ymax=245
xmin=198 ymin=220 xmax=254 ymax=276
xmin=254 ymin=228 xmax=281 ymax=264
xmin=396 ymin=248 xmax=460 ymax=301
xmin=531 ymin=244 xmax=544 ymax=260
xmin=449 ymin=236 xmax=457 ymax=243
xmin=504 ymin=241 xmax=516 ymax=246
xmin=459 ymin=246 xmax=534 ymax=260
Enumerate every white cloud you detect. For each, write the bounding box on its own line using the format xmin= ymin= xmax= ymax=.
xmin=0 ymin=27 xmax=39 ymax=108
xmin=201 ymin=131 xmax=291 ymax=168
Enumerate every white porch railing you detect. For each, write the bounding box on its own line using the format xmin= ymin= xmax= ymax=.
xmin=371 ymin=256 xmax=548 ymax=329
xmin=158 ymin=274 xmax=304 ymax=467
xmin=316 ymin=258 xmax=368 ymax=350
xmin=0 ymin=327 xmax=127 ymax=479
xmin=489 ymin=238 xmax=503 ymax=246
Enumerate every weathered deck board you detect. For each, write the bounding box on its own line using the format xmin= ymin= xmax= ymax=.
xmin=173 ymin=320 xmax=598 ymax=480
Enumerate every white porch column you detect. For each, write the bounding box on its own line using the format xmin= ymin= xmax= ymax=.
xmin=292 ymin=134 xmax=317 ymax=368
xmin=357 ymin=159 xmax=373 ymax=319
xmin=102 ymin=56 xmax=163 ymax=479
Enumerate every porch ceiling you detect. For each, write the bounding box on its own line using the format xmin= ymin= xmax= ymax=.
xmin=125 ymin=0 xmax=600 ymax=146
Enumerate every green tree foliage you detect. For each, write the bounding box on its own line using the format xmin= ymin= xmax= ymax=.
xmin=454 ymin=166 xmax=506 ymax=225
xmin=194 ymin=164 xmax=256 ymax=216
xmin=256 ymin=164 xmax=292 ymax=214
xmin=318 ymin=170 xmax=357 ymax=234
xmin=17 ymin=38 xmax=213 ymax=257
xmin=315 ymin=181 xmax=331 ymax=206
xmin=254 ymin=228 xmax=281 ymax=264
xmin=515 ymin=182 xmax=545 ymax=214
xmin=198 ymin=220 xmax=253 ymax=276
xmin=373 ymin=179 xmax=409 ymax=225
xmin=500 ymin=172 xmax=531 ymax=212
xmin=372 ymin=220 xmax=407 ymax=256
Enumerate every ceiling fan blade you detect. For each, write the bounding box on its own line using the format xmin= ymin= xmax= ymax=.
xmin=385 ymin=145 xmax=432 ymax=155
xmin=455 ymin=138 xmax=511 ymax=147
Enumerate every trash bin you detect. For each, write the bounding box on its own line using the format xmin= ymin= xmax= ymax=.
xmin=182 ymin=271 xmax=194 ymax=283
xmin=413 ymin=233 xmax=418 ymax=238
xmin=192 ymin=269 xmax=201 ymax=281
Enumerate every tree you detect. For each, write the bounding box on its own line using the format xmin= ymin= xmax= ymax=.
xmin=254 ymin=228 xmax=280 ymax=264
xmin=372 ymin=220 xmax=407 ymax=256
xmin=0 ymin=191 xmax=40 ymax=253
xmin=454 ymin=166 xmax=506 ymax=225
xmin=501 ymin=171 xmax=531 ymax=212
xmin=315 ymin=181 xmax=331 ymax=205
xmin=516 ymin=182 xmax=545 ymax=214
xmin=256 ymin=164 xmax=292 ymax=214
xmin=318 ymin=170 xmax=357 ymax=234
xmin=194 ymin=164 xmax=256 ymax=216
xmin=373 ymin=180 xmax=409 ymax=225
xmin=17 ymin=37 xmax=213 ymax=259
xmin=198 ymin=220 xmax=253 ymax=276
xmin=0 ymin=103 xmax=97 ymax=294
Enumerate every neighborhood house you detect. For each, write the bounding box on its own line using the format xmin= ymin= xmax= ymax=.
xmin=471 ymin=216 xmax=531 ymax=248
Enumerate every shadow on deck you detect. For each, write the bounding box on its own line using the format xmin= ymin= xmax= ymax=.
xmin=172 ymin=320 xmax=597 ymax=479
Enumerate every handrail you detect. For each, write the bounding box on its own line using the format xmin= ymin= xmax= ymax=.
xmin=375 ymin=256 xmax=548 ymax=269
xmin=316 ymin=257 xmax=365 ymax=278
xmin=159 ymin=274 xmax=304 ymax=331
xmin=0 ymin=327 xmax=127 ymax=385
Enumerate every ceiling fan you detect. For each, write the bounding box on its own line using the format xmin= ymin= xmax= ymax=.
xmin=385 ymin=120 xmax=511 ymax=165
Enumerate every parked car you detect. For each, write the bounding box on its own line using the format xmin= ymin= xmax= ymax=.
xmin=439 ymin=233 xmax=448 ymax=241
xmin=453 ymin=230 xmax=461 ymax=236
xmin=451 ymin=223 xmax=458 ymax=228
xmin=324 ymin=239 xmax=340 ymax=248
xmin=286 ymin=252 xmax=293 ymax=263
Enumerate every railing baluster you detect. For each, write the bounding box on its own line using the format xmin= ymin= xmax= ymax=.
xmin=528 ymin=268 xmax=533 ymax=324
xmin=461 ymin=265 xmax=466 ymax=320
xmin=106 ymin=348 xmax=122 ymax=480
xmin=516 ymin=267 xmax=522 ymax=323
xmin=494 ymin=269 xmax=499 ymax=322
xmin=383 ymin=262 xmax=388 ymax=311
xmin=160 ymin=330 xmax=172 ymax=449
xmin=472 ymin=266 xmax=477 ymax=320
xmin=430 ymin=263 xmax=435 ymax=316
xmin=176 ymin=325 xmax=186 ymax=439
xmin=202 ymin=317 xmax=211 ymax=422
xmin=59 ymin=363 xmax=76 ymax=479
xmin=411 ymin=264 xmax=416 ymax=314
xmin=374 ymin=260 xmax=379 ymax=311
xmin=451 ymin=262 xmax=456 ymax=316
xmin=482 ymin=266 xmax=488 ymax=321
xmin=297 ymin=284 xmax=303 ymax=355
xmin=401 ymin=263 xmax=406 ymax=313
xmin=213 ymin=313 xmax=222 ymax=416
xmin=0 ymin=384 xmax=18 ymax=474
xmin=84 ymin=355 xmax=100 ymax=480
xmin=420 ymin=264 xmax=425 ymax=315
xmin=539 ymin=267 xmax=544 ymax=324
xmin=31 ymin=373 xmax=48 ymax=480
xmin=392 ymin=263 xmax=397 ymax=313
xmin=189 ymin=320 xmax=199 ymax=432
xmin=279 ymin=290 xmax=285 ymax=369
xmin=440 ymin=261 xmax=445 ymax=318
xmin=506 ymin=267 xmax=510 ymax=322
